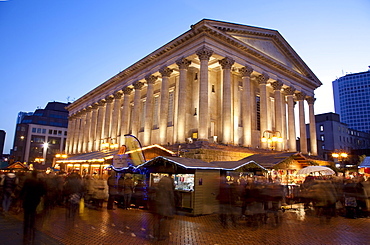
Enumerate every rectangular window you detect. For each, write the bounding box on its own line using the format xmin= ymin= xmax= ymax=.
xmin=58 ymin=130 xmax=62 ymax=136
xmin=320 ymin=135 xmax=324 ymax=141
xmin=320 ymin=125 xmax=324 ymax=132
xmin=256 ymin=96 xmax=260 ymax=131
xmin=32 ymin=128 xmax=36 ymax=133
xmin=153 ymin=96 xmax=159 ymax=128
xmin=168 ymin=91 xmax=174 ymax=126
xmin=140 ymin=101 xmax=146 ymax=131
xmin=42 ymin=129 xmax=46 ymax=134
xmin=53 ymin=130 xmax=57 ymax=135
xmin=49 ymin=129 xmax=52 ymax=134
xmin=37 ymin=128 xmax=41 ymax=133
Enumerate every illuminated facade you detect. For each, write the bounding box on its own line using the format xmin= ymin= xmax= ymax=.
xmin=65 ymin=19 xmax=321 ymax=156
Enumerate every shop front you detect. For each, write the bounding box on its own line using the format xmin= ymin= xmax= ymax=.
xmin=138 ymin=156 xmax=221 ymax=216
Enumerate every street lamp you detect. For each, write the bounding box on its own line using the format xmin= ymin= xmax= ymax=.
xmin=332 ymin=151 xmax=348 ymax=175
xmin=261 ymin=130 xmax=283 ymax=150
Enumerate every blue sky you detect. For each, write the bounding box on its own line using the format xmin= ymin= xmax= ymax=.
xmin=1 ymin=0 xmax=369 ymax=154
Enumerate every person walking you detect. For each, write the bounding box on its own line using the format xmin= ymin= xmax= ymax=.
xmin=63 ymin=172 xmax=85 ymax=221
xmin=107 ymin=172 xmax=119 ymax=210
xmin=153 ymin=175 xmax=175 ymax=241
xmin=1 ymin=170 xmax=18 ymax=213
xmin=20 ymin=170 xmax=46 ymax=245
xmin=122 ymin=173 xmax=134 ymax=209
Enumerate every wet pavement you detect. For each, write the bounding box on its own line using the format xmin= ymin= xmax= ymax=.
xmin=1 ymin=204 xmax=370 ymax=245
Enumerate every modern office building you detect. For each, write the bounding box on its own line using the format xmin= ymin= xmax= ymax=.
xmin=65 ymin=19 xmax=322 ymax=162
xmin=333 ymin=69 xmax=370 ymax=133
xmin=12 ymin=102 xmax=70 ymax=167
xmin=306 ymin=112 xmax=370 ymax=160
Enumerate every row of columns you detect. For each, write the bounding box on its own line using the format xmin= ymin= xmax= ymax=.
xmin=66 ymin=46 xmax=317 ymax=155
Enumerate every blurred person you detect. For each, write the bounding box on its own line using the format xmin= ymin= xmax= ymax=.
xmin=91 ymin=176 xmax=108 ymax=209
xmin=217 ymin=176 xmax=238 ymax=228
xmin=133 ymin=179 xmax=146 ymax=209
xmin=107 ymin=171 xmax=119 ymax=210
xmin=20 ymin=170 xmax=46 ymax=245
xmin=63 ymin=172 xmax=85 ymax=220
xmin=153 ymin=175 xmax=175 ymax=241
xmin=1 ymin=170 xmax=19 ymax=213
xmin=311 ymin=180 xmax=337 ymax=224
xmin=122 ymin=173 xmax=134 ymax=209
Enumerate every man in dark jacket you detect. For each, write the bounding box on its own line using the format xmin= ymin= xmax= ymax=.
xmin=20 ymin=170 xmax=46 ymax=245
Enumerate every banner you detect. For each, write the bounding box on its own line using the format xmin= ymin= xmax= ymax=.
xmin=124 ymin=134 xmax=146 ymax=166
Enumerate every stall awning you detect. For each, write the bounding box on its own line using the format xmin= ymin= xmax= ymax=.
xmin=359 ymin=156 xmax=370 ymax=168
xmin=137 ymin=156 xmax=221 ymax=169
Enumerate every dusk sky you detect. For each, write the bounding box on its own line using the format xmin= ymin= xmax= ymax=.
xmin=1 ymin=0 xmax=369 ymax=154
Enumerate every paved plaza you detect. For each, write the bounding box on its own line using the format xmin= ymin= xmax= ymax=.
xmin=1 ymin=204 xmax=370 ymax=245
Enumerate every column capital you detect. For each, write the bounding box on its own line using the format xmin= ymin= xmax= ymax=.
xmin=219 ymin=57 xmax=235 ymax=69
xmin=105 ymin=95 xmax=114 ymax=103
xmin=306 ymin=96 xmax=316 ymax=105
xmin=113 ymin=91 xmax=123 ymax=99
xmin=123 ymin=86 xmax=133 ymax=95
xmin=176 ymin=57 xmax=191 ymax=69
xmin=271 ymin=80 xmax=284 ymax=91
xmin=257 ymin=73 xmax=269 ymax=85
xmin=295 ymin=92 xmax=306 ymax=101
xmin=284 ymin=86 xmax=296 ymax=96
xmin=133 ymin=81 xmax=144 ymax=90
xmin=159 ymin=67 xmax=173 ymax=78
xmin=85 ymin=106 xmax=92 ymax=112
xmin=91 ymin=102 xmax=99 ymax=109
xmin=98 ymin=99 xmax=106 ymax=106
xmin=196 ymin=46 xmax=213 ymax=61
xmin=145 ymin=75 xmax=158 ymax=85
xmin=240 ymin=65 xmax=253 ymax=77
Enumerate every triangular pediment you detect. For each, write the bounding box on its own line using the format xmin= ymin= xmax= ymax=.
xmin=230 ymin=34 xmax=302 ymax=74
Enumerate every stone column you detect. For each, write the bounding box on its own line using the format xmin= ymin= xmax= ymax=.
xmin=196 ymin=46 xmax=213 ymax=141
xmin=103 ymin=95 xmax=114 ymax=143
xmin=176 ymin=58 xmax=191 ymax=143
xmin=159 ymin=67 xmax=173 ymax=145
xmin=120 ymin=87 xmax=133 ymax=146
xmin=284 ymin=86 xmax=297 ymax=152
xmin=89 ymin=103 xmax=99 ymax=151
xmin=82 ymin=106 xmax=92 ymax=153
xmin=66 ymin=115 xmax=75 ymax=154
xmin=143 ymin=75 xmax=157 ymax=146
xmin=219 ymin=57 xmax=235 ymax=144
xmin=72 ymin=113 xmax=81 ymax=154
xmin=258 ymin=73 xmax=270 ymax=149
xmin=307 ymin=96 xmax=318 ymax=155
xmin=271 ymin=80 xmax=284 ymax=151
xmin=95 ymin=99 xmax=106 ymax=151
xmin=240 ymin=66 xmax=253 ymax=147
xmin=131 ymin=82 xmax=144 ymax=137
xmin=111 ymin=91 xmax=123 ymax=144
xmin=296 ymin=92 xmax=307 ymax=154
xmin=77 ymin=110 xmax=87 ymax=153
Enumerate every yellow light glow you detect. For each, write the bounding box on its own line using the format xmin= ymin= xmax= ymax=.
xmin=55 ymin=154 xmax=61 ymax=158
xmin=272 ymin=136 xmax=278 ymax=142
xmin=340 ymin=153 xmax=348 ymax=158
xmin=261 ymin=137 xmax=267 ymax=143
xmin=332 ymin=153 xmax=339 ymax=158
xmin=278 ymin=137 xmax=283 ymax=143
xmin=62 ymin=154 xmax=68 ymax=158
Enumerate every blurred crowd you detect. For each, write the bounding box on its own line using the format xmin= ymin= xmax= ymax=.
xmin=1 ymin=169 xmax=370 ymax=242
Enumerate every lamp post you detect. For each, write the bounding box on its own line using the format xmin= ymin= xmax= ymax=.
xmin=261 ymin=130 xmax=283 ymax=150
xmin=332 ymin=151 xmax=348 ymax=176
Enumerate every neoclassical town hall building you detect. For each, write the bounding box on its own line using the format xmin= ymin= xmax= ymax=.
xmin=65 ymin=19 xmax=321 ymax=157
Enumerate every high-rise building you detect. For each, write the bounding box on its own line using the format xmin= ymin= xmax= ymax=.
xmin=12 ymin=102 xmax=70 ymax=167
xmin=333 ymin=69 xmax=370 ymax=133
